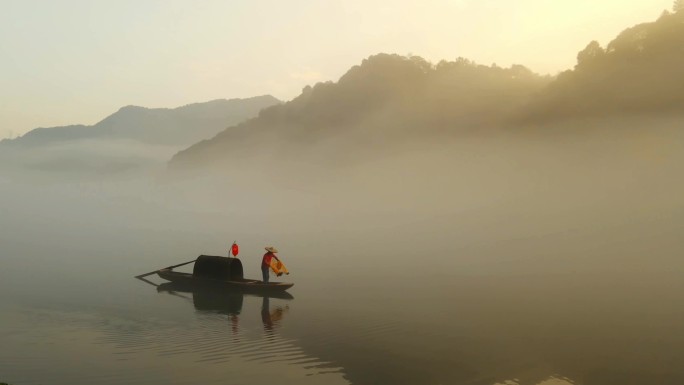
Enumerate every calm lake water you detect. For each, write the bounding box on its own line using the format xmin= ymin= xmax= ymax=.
xmin=1 ymin=167 xmax=683 ymax=385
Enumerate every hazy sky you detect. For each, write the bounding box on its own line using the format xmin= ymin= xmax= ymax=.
xmin=0 ymin=0 xmax=672 ymax=139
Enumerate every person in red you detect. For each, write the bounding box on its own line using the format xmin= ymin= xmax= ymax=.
xmin=261 ymin=246 xmax=280 ymax=283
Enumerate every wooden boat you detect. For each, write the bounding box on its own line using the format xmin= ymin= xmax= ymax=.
xmin=156 ymin=281 xmax=295 ymax=301
xmin=152 ymin=255 xmax=294 ymax=293
xmin=157 ymin=268 xmax=294 ymax=292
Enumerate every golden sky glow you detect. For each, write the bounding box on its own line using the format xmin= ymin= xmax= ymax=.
xmin=0 ymin=0 xmax=672 ymax=138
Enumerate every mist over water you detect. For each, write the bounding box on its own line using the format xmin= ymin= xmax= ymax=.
xmin=2 ymin=115 xmax=683 ymax=385
xmin=3 ymin=5 xmax=684 ymax=385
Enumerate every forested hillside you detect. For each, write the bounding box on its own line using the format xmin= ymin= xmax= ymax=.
xmin=521 ymin=9 xmax=684 ymax=121
xmin=171 ymin=10 xmax=684 ymax=169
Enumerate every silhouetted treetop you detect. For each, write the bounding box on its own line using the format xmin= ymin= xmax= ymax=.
xmin=249 ymin=53 xmax=549 ymax=137
xmin=522 ymin=10 xmax=684 ymax=122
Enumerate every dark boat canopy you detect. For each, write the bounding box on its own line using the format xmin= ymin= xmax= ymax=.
xmin=193 ymin=255 xmax=244 ymax=281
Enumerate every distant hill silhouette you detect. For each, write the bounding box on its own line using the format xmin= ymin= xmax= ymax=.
xmin=1 ymin=95 xmax=280 ymax=147
xmin=0 ymin=96 xmax=279 ymax=179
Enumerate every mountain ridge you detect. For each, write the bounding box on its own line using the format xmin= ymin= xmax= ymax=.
xmin=169 ymin=9 xmax=684 ymax=170
xmin=1 ymin=95 xmax=281 ymax=147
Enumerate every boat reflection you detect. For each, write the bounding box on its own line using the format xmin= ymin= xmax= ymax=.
xmin=156 ymin=282 xmax=292 ymax=333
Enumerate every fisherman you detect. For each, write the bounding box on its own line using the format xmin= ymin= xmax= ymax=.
xmin=261 ymin=246 xmax=280 ymax=283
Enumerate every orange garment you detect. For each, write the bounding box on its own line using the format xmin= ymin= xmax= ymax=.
xmin=269 ymin=259 xmax=289 ymax=276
